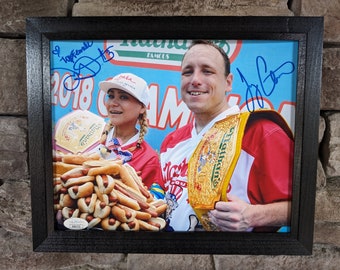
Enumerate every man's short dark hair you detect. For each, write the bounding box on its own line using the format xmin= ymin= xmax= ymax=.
xmin=185 ymin=40 xmax=231 ymax=76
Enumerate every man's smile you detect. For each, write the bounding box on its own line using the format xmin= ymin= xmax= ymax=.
xmin=188 ymin=90 xmax=208 ymax=96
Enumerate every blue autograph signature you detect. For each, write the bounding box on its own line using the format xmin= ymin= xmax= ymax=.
xmin=52 ymin=41 xmax=94 ymax=64
xmin=51 ymin=43 xmax=115 ymax=91
xmin=236 ymin=56 xmax=295 ymax=111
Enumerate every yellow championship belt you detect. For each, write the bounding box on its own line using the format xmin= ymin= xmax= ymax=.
xmin=187 ymin=110 xmax=293 ymax=231
xmin=187 ymin=112 xmax=250 ymax=231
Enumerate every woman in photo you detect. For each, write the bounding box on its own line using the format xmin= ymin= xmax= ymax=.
xmin=98 ymin=73 xmax=164 ymax=196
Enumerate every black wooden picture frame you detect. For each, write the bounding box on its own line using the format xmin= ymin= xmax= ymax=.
xmin=26 ymin=16 xmax=323 ymax=254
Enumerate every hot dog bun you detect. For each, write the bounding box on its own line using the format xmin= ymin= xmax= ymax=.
xmin=150 ymin=199 xmax=168 ymax=215
xmin=62 ymin=152 xmax=101 ymax=165
xmin=54 ymin=183 xmax=64 ymax=195
xmin=68 ymin=182 xmax=94 ymax=199
xmin=115 ymin=189 xmax=141 ymax=211
xmin=111 ymin=204 xmax=136 ymax=223
xmin=80 ymin=213 xmax=101 ymax=229
xmin=60 ymin=167 xmax=86 ymax=182
xmin=124 ymin=163 xmax=152 ymax=201
xmin=62 ymin=175 xmax=95 ymax=188
xmin=93 ymin=200 xmax=111 ymax=219
xmin=101 ymin=217 xmax=121 ymax=231
xmin=94 ymin=185 xmax=108 ymax=204
xmin=53 ymin=150 xmax=64 ymax=162
xmin=120 ymin=220 xmax=140 ymax=231
xmin=113 ymin=179 xmax=147 ymax=203
xmin=77 ymin=193 xmax=97 ymax=213
xmin=119 ymin=164 xmax=141 ymax=193
xmin=53 ymin=177 xmax=62 ymax=186
xmin=96 ymin=174 xmax=115 ymax=194
xmin=83 ymin=159 xmax=122 ymax=168
xmin=107 ymin=189 xmax=119 ymax=206
xmin=54 ymin=162 xmax=82 ymax=175
xmin=138 ymin=217 xmax=166 ymax=231
xmin=59 ymin=193 xmax=77 ymax=208
xmin=61 ymin=207 xmax=79 ymax=219
xmin=87 ymin=163 xmax=121 ymax=176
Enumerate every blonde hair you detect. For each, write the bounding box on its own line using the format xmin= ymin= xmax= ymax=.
xmin=100 ymin=111 xmax=148 ymax=151
xmin=136 ymin=110 xmax=148 ymax=148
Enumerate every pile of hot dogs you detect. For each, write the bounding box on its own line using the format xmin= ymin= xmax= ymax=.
xmin=53 ymin=152 xmax=167 ymax=231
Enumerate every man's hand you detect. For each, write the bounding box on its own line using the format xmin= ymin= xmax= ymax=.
xmin=208 ymin=194 xmax=291 ymax=231
xmin=208 ymin=194 xmax=253 ymax=231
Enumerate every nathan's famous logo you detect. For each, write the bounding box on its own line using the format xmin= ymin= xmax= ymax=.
xmin=104 ymin=40 xmax=242 ymax=71
xmin=210 ymin=126 xmax=235 ymax=189
xmin=79 ymin=123 xmax=103 ymax=146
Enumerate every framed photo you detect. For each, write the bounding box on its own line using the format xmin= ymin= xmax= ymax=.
xmin=26 ymin=16 xmax=323 ymax=254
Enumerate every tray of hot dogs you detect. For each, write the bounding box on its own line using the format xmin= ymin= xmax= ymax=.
xmin=53 ymin=152 xmax=167 ymax=231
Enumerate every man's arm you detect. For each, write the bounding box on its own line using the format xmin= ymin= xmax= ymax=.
xmin=208 ymin=194 xmax=291 ymax=231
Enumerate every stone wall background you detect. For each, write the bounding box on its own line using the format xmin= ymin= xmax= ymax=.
xmin=0 ymin=0 xmax=339 ymax=269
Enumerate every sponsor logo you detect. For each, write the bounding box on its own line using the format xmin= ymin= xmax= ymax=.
xmin=211 ymin=127 xmax=235 ymax=189
xmin=104 ymin=39 xmax=242 ymax=71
